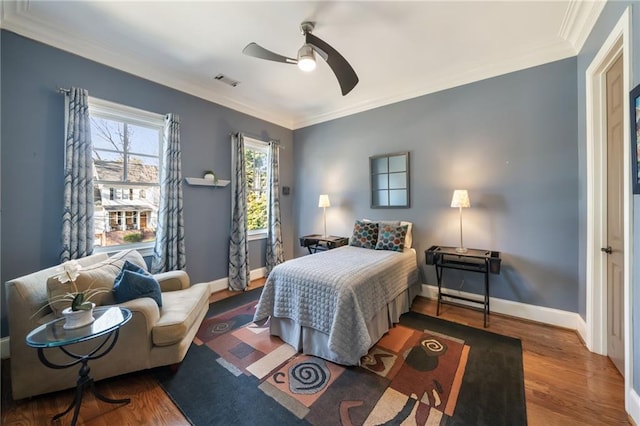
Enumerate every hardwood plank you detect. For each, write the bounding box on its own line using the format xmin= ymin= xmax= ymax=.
xmin=1 ymin=290 xmax=629 ymax=425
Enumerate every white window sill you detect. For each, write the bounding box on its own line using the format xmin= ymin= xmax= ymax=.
xmin=93 ymin=242 xmax=155 ymax=257
xmin=248 ymin=231 xmax=267 ymax=241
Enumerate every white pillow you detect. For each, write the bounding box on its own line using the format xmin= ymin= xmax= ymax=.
xmin=401 ymin=221 xmax=413 ymax=249
xmin=362 ymin=219 xmax=413 ymax=249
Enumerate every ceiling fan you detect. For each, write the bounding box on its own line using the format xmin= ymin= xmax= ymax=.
xmin=242 ymin=21 xmax=359 ymax=96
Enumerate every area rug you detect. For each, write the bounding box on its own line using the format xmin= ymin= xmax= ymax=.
xmin=155 ymin=289 xmax=527 ymax=425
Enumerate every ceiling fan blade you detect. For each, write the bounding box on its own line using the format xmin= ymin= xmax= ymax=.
xmin=306 ymin=33 xmax=359 ymax=96
xmin=242 ymin=43 xmax=297 ymax=64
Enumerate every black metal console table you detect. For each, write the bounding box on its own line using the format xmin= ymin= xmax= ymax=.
xmin=425 ymin=245 xmax=501 ymax=327
xmin=299 ymin=234 xmax=349 ymax=254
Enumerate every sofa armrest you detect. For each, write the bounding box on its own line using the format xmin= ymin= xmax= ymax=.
xmin=117 ymin=298 xmax=160 ymax=332
xmin=154 ymin=270 xmax=190 ymax=292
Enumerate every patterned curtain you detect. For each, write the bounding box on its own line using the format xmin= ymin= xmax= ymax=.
xmin=228 ymin=133 xmax=250 ymax=291
xmin=265 ymin=141 xmax=284 ymax=275
xmin=61 ymin=87 xmax=94 ymax=262
xmin=151 ymin=113 xmax=186 ymax=273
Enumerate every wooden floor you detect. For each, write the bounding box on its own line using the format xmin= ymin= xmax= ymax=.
xmin=1 ymin=283 xmax=630 ymax=425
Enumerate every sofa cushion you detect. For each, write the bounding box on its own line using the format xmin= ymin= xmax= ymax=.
xmin=113 ymin=261 xmax=162 ymax=307
xmin=152 ymin=283 xmax=209 ymax=347
xmin=47 ymin=249 xmax=147 ymax=316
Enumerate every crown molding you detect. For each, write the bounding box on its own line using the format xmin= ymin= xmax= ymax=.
xmin=2 ymin=0 xmax=584 ymax=131
xmin=559 ymin=0 xmax=606 ymax=52
xmin=292 ymin=39 xmax=576 ymax=129
xmin=0 ymin=0 xmax=295 ymax=129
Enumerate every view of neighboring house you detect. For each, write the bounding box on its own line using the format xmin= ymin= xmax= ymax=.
xmin=93 ymin=160 xmax=159 ymax=247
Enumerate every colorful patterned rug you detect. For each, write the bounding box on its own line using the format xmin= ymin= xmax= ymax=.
xmin=155 ymin=289 xmax=526 ymax=425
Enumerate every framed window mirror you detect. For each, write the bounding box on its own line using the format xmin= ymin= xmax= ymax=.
xmin=370 ymin=152 xmax=410 ymax=208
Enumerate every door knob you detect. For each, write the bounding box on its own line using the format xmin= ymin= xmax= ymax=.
xmin=601 ymin=246 xmax=613 ymax=254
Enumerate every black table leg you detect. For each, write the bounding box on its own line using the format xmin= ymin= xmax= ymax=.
xmin=483 ymin=265 xmax=489 ymax=328
xmin=51 ymin=358 xmax=130 ymax=426
xmin=37 ymin=329 xmax=130 ymax=425
xmin=436 ymin=265 xmax=443 ymax=316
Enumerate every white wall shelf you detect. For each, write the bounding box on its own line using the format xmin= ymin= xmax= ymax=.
xmin=185 ymin=177 xmax=230 ymax=187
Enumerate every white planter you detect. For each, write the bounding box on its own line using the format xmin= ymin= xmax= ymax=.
xmin=62 ymin=303 xmax=95 ymax=330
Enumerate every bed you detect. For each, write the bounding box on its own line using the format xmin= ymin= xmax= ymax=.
xmin=253 ymin=221 xmax=421 ymax=365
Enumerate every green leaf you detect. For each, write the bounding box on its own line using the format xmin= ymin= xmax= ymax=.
xmin=71 ymin=293 xmax=86 ymax=311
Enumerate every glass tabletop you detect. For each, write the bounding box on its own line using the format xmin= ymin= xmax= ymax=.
xmin=26 ymin=307 xmax=132 ymax=348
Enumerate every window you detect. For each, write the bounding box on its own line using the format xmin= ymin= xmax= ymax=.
xmin=244 ymin=138 xmax=269 ymax=239
xmin=89 ymin=98 xmax=164 ymax=251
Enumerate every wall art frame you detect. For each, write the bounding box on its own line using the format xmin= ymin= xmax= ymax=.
xmin=631 ymin=83 xmax=640 ymax=194
xmin=369 ymin=151 xmax=410 ymax=208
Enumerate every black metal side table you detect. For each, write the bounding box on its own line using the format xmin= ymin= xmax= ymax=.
xmin=425 ymin=245 xmax=501 ymax=327
xmin=26 ymin=306 xmax=132 ymax=425
xmin=299 ymin=234 xmax=349 ymax=254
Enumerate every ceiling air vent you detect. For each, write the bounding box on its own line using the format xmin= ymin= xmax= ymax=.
xmin=214 ymin=74 xmax=240 ymax=87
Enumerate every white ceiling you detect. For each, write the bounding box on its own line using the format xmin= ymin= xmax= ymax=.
xmin=1 ymin=1 xmax=604 ymax=129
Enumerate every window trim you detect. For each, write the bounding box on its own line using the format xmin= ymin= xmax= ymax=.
xmin=233 ymin=136 xmax=270 ymax=239
xmin=89 ymin=97 xmax=164 ymax=253
xmin=89 ymin=97 xmax=164 ymax=128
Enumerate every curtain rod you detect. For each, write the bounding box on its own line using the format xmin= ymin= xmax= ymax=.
xmin=230 ymin=131 xmax=282 ymax=147
xmin=57 ymin=87 xmax=71 ymax=94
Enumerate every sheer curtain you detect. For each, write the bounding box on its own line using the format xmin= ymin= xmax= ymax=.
xmin=61 ymin=87 xmax=94 ymax=262
xmin=265 ymin=141 xmax=284 ymax=274
xmin=228 ymin=133 xmax=250 ymax=290
xmin=151 ymin=113 xmax=186 ymax=273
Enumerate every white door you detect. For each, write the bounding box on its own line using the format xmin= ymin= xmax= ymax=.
xmin=604 ymin=54 xmax=624 ymax=376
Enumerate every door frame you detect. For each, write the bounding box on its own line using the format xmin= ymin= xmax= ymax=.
xmin=585 ymin=5 xmax=632 ymax=412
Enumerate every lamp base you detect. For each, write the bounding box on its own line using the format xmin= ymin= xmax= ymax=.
xmin=455 ymin=247 xmax=468 ymax=254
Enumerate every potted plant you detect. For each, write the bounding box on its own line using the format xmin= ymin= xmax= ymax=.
xmin=203 ymin=170 xmax=218 ymax=185
xmin=35 ymin=260 xmax=110 ymax=329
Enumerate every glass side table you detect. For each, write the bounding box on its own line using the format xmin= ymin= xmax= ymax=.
xmin=26 ymin=306 xmax=132 ymax=425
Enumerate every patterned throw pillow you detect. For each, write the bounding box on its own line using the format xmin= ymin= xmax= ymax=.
xmin=375 ymin=224 xmax=409 ymax=252
xmin=349 ymin=220 xmax=379 ymax=249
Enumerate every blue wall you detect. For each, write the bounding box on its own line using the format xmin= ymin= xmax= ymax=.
xmin=0 ymin=31 xmax=295 ymax=336
xmin=293 ymin=57 xmax=579 ymax=312
xmin=575 ymin=0 xmax=640 ymax=398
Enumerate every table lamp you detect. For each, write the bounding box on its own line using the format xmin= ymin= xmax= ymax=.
xmin=318 ymin=194 xmax=330 ymax=238
xmin=451 ymin=190 xmax=470 ymax=253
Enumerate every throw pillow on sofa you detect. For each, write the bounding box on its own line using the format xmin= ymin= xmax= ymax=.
xmin=113 ymin=261 xmax=162 ymax=307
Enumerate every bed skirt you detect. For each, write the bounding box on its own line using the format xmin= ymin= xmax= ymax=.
xmin=269 ymin=281 xmax=422 ymax=366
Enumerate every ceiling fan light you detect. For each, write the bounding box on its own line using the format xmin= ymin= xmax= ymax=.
xmin=297 ymin=44 xmax=316 ymax=72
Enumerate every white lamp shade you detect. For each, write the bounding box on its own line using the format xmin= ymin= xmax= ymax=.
xmin=451 ymin=190 xmax=470 ymax=208
xmin=318 ymin=194 xmax=330 ymax=208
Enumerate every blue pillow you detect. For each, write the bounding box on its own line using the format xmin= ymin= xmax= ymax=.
xmin=113 ymin=262 xmax=162 ymax=307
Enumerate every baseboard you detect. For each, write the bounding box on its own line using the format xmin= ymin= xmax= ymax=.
xmin=575 ymin=314 xmax=588 ymax=344
xmin=629 ymin=387 xmax=640 ymax=426
xmin=207 ymin=267 xmax=267 ymax=294
xmin=1 ymin=336 xmax=10 ymax=360
xmin=420 ymin=284 xmax=583 ymax=330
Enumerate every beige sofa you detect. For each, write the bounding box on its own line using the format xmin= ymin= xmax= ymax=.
xmin=5 ymin=249 xmax=210 ymax=400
